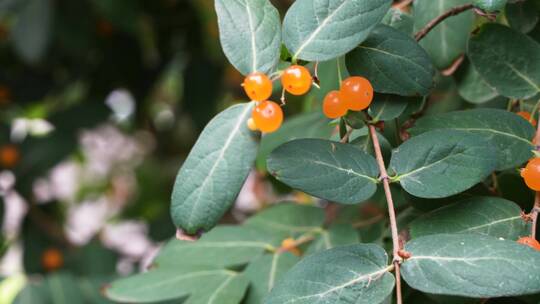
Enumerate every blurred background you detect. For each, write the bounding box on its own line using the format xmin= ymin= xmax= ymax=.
xmin=0 ymin=0 xmax=539 ymax=302
xmin=0 ymin=0 xmax=312 ymax=302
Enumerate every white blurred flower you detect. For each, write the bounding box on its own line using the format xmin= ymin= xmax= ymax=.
xmin=32 ymin=178 xmax=53 ymax=203
xmin=49 ymin=161 xmax=80 ymax=202
xmin=0 ymin=242 xmax=23 ymax=276
xmin=33 ymin=161 xmax=81 ymax=204
xmin=101 ymin=221 xmax=155 ymax=259
xmin=234 ymin=171 xmax=275 ymax=214
xmin=64 ymin=197 xmax=112 ymax=246
xmin=10 ymin=118 xmax=54 ymax=142
xmin=105 ymin=89 xmax=136 ymax=122
xmin=116 ymin=257 xmax=135 ymax=276
xmin=80 ymin=125 xmax=146 ymax=178
xmin=0 ymin=171 xmax=15 ymax=195
xmin=2 ymin=191 xmax=28 ymax=240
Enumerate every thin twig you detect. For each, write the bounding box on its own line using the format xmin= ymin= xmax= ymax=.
xmin=340 ymin=127 xmax=354 ymax=143
xmin=414 ymin=4 xmax=474 ymax=41
xmin=532 ymin=194 xmax=540 ymax=239
xmin=531 ymin=117 xmax=540 ymax=239
xmin=393 ymin=0 xmax=413 ymax=11
xmin=369 ymin=124 xmax=403 ymax=304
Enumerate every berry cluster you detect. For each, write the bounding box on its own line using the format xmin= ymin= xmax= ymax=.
xmin=322 ymin=76 xmax=373 ymax=119
xmin=242 ymin=65 xmax=312 ymax=133
xmin=242 ymin=65 xmax=375 ymax=133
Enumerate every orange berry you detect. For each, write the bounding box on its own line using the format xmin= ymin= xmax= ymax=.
xmin=517 ymin=237 xmax=540 ymax=251
xmin=281 ymin=65 xmax=312 ymax=95
xmin=516 ymin=111 xmax=537 ymax=127
xmin=252 ymin=101 xmax=283 ymax=133
xmin=0 ymin=145 xmax=20 ymax=168
xmin=247 ymin=118 xmax=258 ymax=131
xmin=97 ymin=19 xmax=114 ymax=37
xmin=521 ymin=158 xmax=540 ymax=191
xmin=322 ymin=90 xmax=348 ymax=119
xmin=341 ymin=76 xmax=374 ymax=111
xmin=0 ymin=85 xmax=11 ymax=105
xmin=42 ymin=248 xmax=63 ymax=271
xmin=281 ymin=238 xmax=302 ymax=256
xmin=243 ymin=72 xmax=273 ymax=101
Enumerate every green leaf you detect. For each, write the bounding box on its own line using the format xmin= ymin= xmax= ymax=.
xmin=170 ymin=103 xmax=258 ymax=234
xmin=506 ymin=0 xmax=539 ymax=33
xmin=105 ymin=266 xmax=248 ymax=303
xmin=256 ymin=112 xmax=334 ymax=171
xmin=473 ymin=0 xmax=507 ymax=12
xmin=382 ymin=8 xmax=414 ymax=35
xmin=409 ymin=196 xmax=529 ymax=240
xmin=12 ymin=0 xmax=52 ymax=64
xmin=154 ymin=226 xmax=275 ymax=268
xmin=468 ymin=23 xmax=540 ymax=99
xmin=267 ymin=139 xmax=379 ymax=204
xmin=264 ymin=245 xmax=395 ymax=304
xmin=410 ymin=108 xmax=536 ymax=170
xmin=346 ymin=24 xmax=435 ymax=96
xmin=282 ymin=0 xmax=392 ymax=61
xmin=215 ymin=0 xmax=281 ymax=75
xmin=245 ymin=203 xmax=324 ymax=237
xmin=456 ymin=63 xmax=499 ymax=104
xmin=305 ymin=224 xmax=360 ymax=255
xmin=390 ymin=130 xmax=498 ymax=198
xmin=244 ymin=253 xmax=300 ymax=304
xmin=401 ymin=234 xmax=540 ymax=297
xmin=368 ymin=94 xmax=414 ymax=122
xmin=349 ymin=128 xmax=393 ymax=163
xmin=413 ymin=0 xmax=474 ymax=69
xmin=15 ymin=273 xmax=85 ymax=304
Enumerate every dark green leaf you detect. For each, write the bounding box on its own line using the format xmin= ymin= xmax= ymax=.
xmin=468 ymin=23 xmax=540 ymax=99
xmin=473 ymin=0 xmax=507 ymax=12
xmin=171 ymin=103 xmax=258 ymax=234
xmin=267 ymin=139 xmax=379 ymax=204
xmin=346 ymin=24 xmax=435 ymax=96
xmin=390 ymin=130 xmax=498 ymax=198
xmin=256 ymin=112 xmax=334 ymax=171
xmin=106 ymin=266 xmax=248 ymax=303
xmin=410 ymin=108 xmax=536 ymax=170
xmin=409 ymin=196 xmax=529 ymax=240
xmin=154 ymin=226 xmax=275 ymax=268
xmin=12 ymin=0 xmax=52 ymax=64
xmin=368 ymin=94 xmax=414 ymax=122
xmin=282 ymin=0 xmax=391 ymax=61
xmin=244 ymin=253 xmax=300 ymax=303
xmin=265 ymin=245 xmax=395 ymax=304
xmin=382 ymin=8 xmax=414 ymax=35
xmin=413 ymin=0 xmax=474 ymax=69
xmin=457 ymin=63 xmax=499 ymax=104
xmin=401 ymin=234 xmax=540 ymax=297
xmin=245 ymin=203 xmax=324 ymax=237
xmin=506 ymin=0 xmax=539 ymax=33
xmin=215 ymin=0 xmax=281 ymax=75
xmin=305 ymin=224 xmax=360 ymax=255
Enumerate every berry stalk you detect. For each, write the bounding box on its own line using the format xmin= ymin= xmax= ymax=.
xmin=368 ymin=124 xmax=403 ymax=304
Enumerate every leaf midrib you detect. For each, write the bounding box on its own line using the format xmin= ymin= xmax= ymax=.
xmin=293 ymin=1 xmax=349 ymax=59
xmin=185 ymin=104 xmax=252 ymax=227
xmin=311 ymin=160 xmax=379 ymax=183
